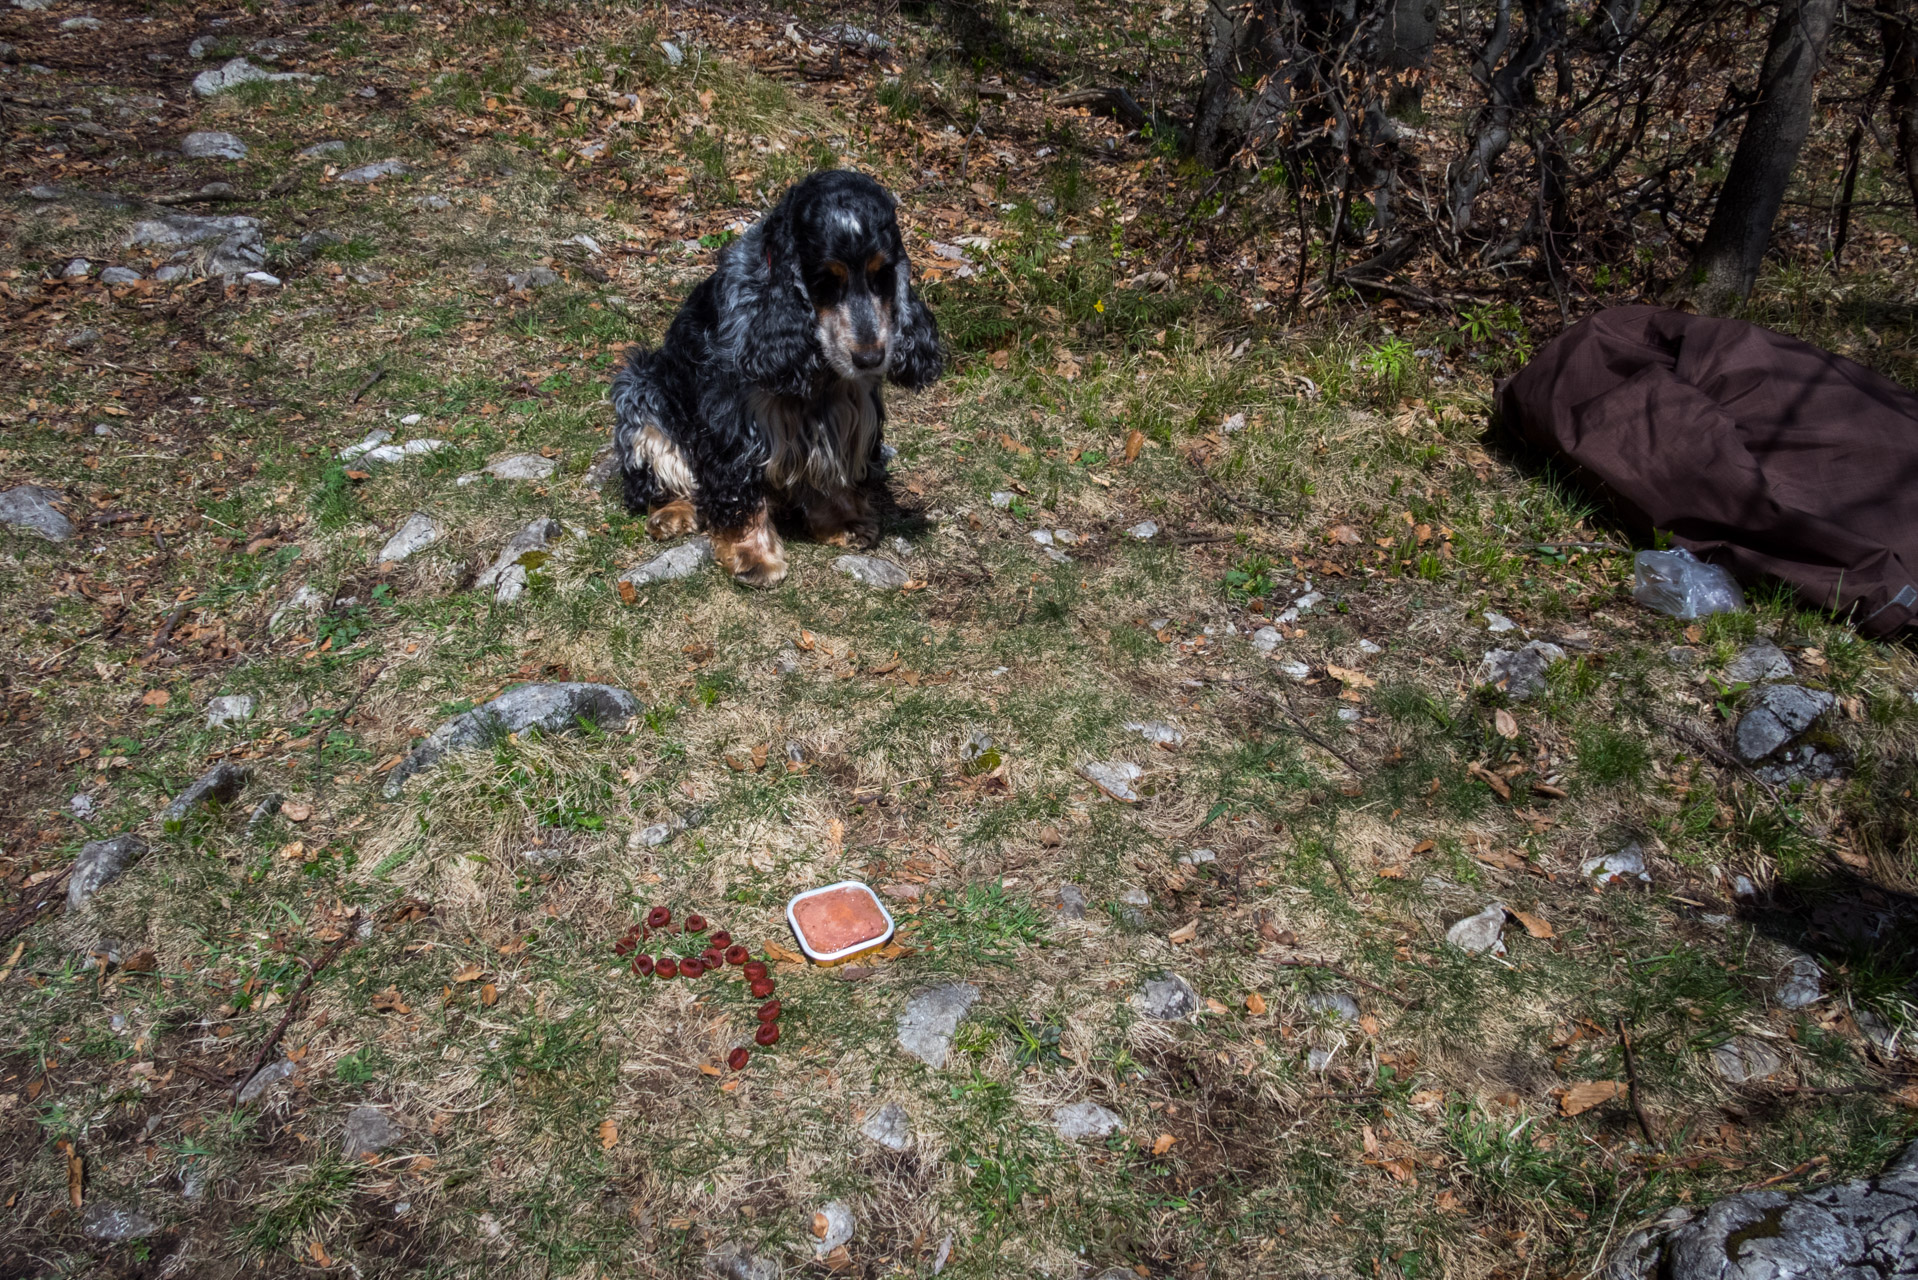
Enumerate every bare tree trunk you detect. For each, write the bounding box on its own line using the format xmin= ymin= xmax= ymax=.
xmin=1686 ymin=0 xmax=1838 ymax=313
xmin=1444 ymin=0 xmax=1569 ymax=237
xmin=1886 ymin=0 xmax=1918 ymax=213
xmin=1382 ymin=0 xmax=1438 ymax=112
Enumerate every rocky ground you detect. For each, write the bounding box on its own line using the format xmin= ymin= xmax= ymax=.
xmin=2 ymin=2 xmax=1916 ymax=1278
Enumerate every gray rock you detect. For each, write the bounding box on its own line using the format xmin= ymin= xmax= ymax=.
xmin=1278 ymin=658 xmax=1311 ymax=681
xmin=632 ymin=823 xmax=674 ymax=848
xmin=382 ymin=682 xmax=640 ymax=797
xmin=1755 ymin=743 xmax=1847 ymax=786
xmin=99 ymin=266 xmax=142 ymax=285
xmin=242 ymin=270 xmax=280 ymax=287
xmin=415 ymin=194 xmax=451 ymax=211
xmin=1126 ymin=520 xmax=1159 ymax=540
xmin=336 ymin=427 xmax=392 ymax=460
xmin=65 ymin=326 xmax=100 ymax=348
xmin=123 ymin=212 xmax=264 ymax=279
xmin=990 ymin=491 xmax=1014 ymax=508
xmin=1 ymin=485 xmax=74 ymax=541
xmin=506 ymin=265 xmax=560 ymax=290
xmin=192 ymin=57 xmax=317 ymax=97
xmin=341 ymin=1104 xmax=399 ymax=1158
xmin=63 ymin=258 xmax=90 ymax=278
xmin=182 ymin=130 xmax=247 ymax=160
xmin=811 ymin=1200 xmax=854 ymax=1257
xmin=354 ymin=441 xmax=427 ymax=481
xmin=860 ymin=1102 xmax=911 ymax=1151
xmin=153 ymin=263 xmax=190 ymax=283
xmin=896 ymin=983 xmax=979 ymax=1068
xmin=1078 ymin=759 xmax=1143 ymax=802
xmin=60 ymin=15 xmax=100 ymax=29
xmin=1710 ymin=1036 xmax=1786 ymax=1084
xmin=582 ymin=443 xmax=619 ymax=490
xmin=236 ymin=1056 xmax=296 ymax=1104
xmin=336 ymin=158 xmax=410 ymax=184
xmin=659 ymin=40 xmax=684 ymax=66
xmin=1132 ymin=972 xmax=1199 ymax=1021
xmin=1581 ymin=841 xmax=1652 ymax=887
xmin=1056 ymin=884 xmax=1087 ymax=919
xmin=485 ymin=453 xmax=557 ymax=481
xmin=68 ymin=793 xmax=96 ymax=819
xmin=1307 ymin=1046 xmax=1337 ymax=1073
xmin=1725 ymin=641 xmax=1794 ymax=683
xmin=1446 ymin=903 xmax=1508 ymax=955
xmin=1484 ymin=610 xmax=1519 ymax=633
xmin=1306 ymin=992 xmax=1362 ymax=1023
xmin=205 ymin=694 xmax=255 ymax=728
xmin=1602 ymin=1140 xmax=1918 ymax=1280
xmin=1857 ymin=1008 xmax=1901 ymax=1056
xmin=1124 ymin=719 xmax=1183 ymax=746
xmin=377 ymin=512 xmax=441 ymax=563
xmin=67 ymin=834 xmax=147 ymax=910
xmin=1177 ymin=848 xmax=1216 ymax=866
xmin=1476 ymin=641 xmax=1567 ymax=701
xmin=267 ymin=584 xmax=325 ymax=633
xmin=707 ymin=1248 xmax=780 ymax=1280
xmin=1734 ymin=685 xmax=1835 ymax=763
xmin=1052 ymin=1101 xmax=1123 ymax=1140
xmin=82 ymin=1202 xmax=159 ymax=1243
xmin=825 ymin=22 xmax=892 ymax=51
xmin=473 ymin=516 xmax=562 ymax=603
xmin=245 ymin=792 xmax=282 ymax=835
xmin=833 ymin=555 xmax=910 ymax=589
xmin=1774 ymin=954 xmax=1823 ymax=1009
xmin=162 ymin=763 xmax=249 ymax=826
xmin=1250 ymin=626 xmax=1281 ymax=654
xmin=299 ymin=139 xmax=347 ymax=158
xmin=620 ymin=538 xmax=713 ymax=587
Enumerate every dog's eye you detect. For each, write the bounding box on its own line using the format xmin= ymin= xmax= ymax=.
xmin=865 ymin=253 xmax=888 ymax=275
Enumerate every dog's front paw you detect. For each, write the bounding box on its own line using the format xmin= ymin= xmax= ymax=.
xmin=713 ymin=512 xmax=788 ymax=588
xmin=645 ymin=499 xmax=699 ymax=541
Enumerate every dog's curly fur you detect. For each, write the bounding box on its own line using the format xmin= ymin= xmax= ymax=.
xmin=610 ymin=169 xmax=942 ymax=585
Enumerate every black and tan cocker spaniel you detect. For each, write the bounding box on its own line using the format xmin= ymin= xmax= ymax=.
xmin=610 ymin=169 xmax=942 ymax=586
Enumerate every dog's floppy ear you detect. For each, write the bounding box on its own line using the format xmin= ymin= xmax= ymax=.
xmin=732 ymin=199 xmax=820 ymax=397
xmin=888 ymin=272 xmax=943 ymax=390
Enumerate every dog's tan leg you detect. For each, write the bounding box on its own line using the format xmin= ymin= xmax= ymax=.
xmin=803 ymin=487 xmax=880 ymax=549
xmin=712 ymin=506 xmax=789 ymax=587
xmin=646 ymin=498 xmax=699 ymax=541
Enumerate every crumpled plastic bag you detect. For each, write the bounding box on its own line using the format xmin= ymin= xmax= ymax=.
xmin=1632 ymin=547 xmax=1745 ymax=619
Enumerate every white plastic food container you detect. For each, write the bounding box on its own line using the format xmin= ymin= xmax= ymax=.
xmin=786 ymin=880 xmax=896 ymax=964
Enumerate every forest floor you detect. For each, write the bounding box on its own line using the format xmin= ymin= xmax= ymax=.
xmin=2 ymin=2 xmax=1916 ymax=1278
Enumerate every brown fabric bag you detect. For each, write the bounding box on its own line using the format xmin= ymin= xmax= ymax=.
xmin=1497 ymin=306 xmax=1918 ymax=636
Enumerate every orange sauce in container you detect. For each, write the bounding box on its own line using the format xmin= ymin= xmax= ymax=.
xmin=787 ymin=882 xmax=894 ymax=962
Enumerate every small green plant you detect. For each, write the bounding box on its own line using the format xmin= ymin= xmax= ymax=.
xmin=1004 ymin=1017 xmax=1067 ymax=1067
xmin=1223 ymin=555 xmax=1279 ymax=602
xmin=876 ymin=78 xmax=923 ymax=120
xmin=1361 ymin=336 xmax=1415 ymax=395
xmin=1576 ymin=725 xmax=1650 ymax=787
xmin=335 ymin=1047 xmax=379 ymax=1084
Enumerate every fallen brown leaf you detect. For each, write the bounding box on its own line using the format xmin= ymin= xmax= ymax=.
xmin=616 ymin=580 xmax=638 ymax=605
xmin=480 ymin=982 xmax=498 ymax=1007
xmin=282 ymin=802 xmax=312 ymax=822
xmin=452 ymin=963 xmax=483 ymax=983
xmin=370 ymin=986 xmax=411 ymax=1014
xmin=1327 ymin=524 xmax=1362 ymax=545
xmin=1123 ymin=429 xmax=1144 ymax=463
xmin=750 ymin=743 xmax=769 ymax=771
xmin=599 ymin=1118 xmax=618 ymax=1149
xmin=764 ymin=941 xmax=806 ymax=965
xmin=141 ymin=688 xmax=169 ymax=707
xmin=1511 ymin=909 xmax=1555 ymax=939
xmin=58 ymin=1139 xmax=82 ymax=1209
xmin=1494 ymin=709 xmax=1518 ymax=738
xmin=1151 ymin=1133 xmax=1176 ymax=1156
xmin=1168 ymin=921 xmax=1198 ymax=945
xmin=1468 ymin=761 xmax=1512 ymax=800
xmin=1558 ymin=1080 xmax=1625 ymax=1116
xmin=1245 ymin=992 xmax=1267 ymax=1015
xmin=1325 ymin=663 xmax=1376 ymax=689
xmin=1038 ymin=825 xmax=1063 ymax=848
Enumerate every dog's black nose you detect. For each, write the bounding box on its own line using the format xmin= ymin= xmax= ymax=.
xmin=849 ymin=344 xmax=886 ymax=371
